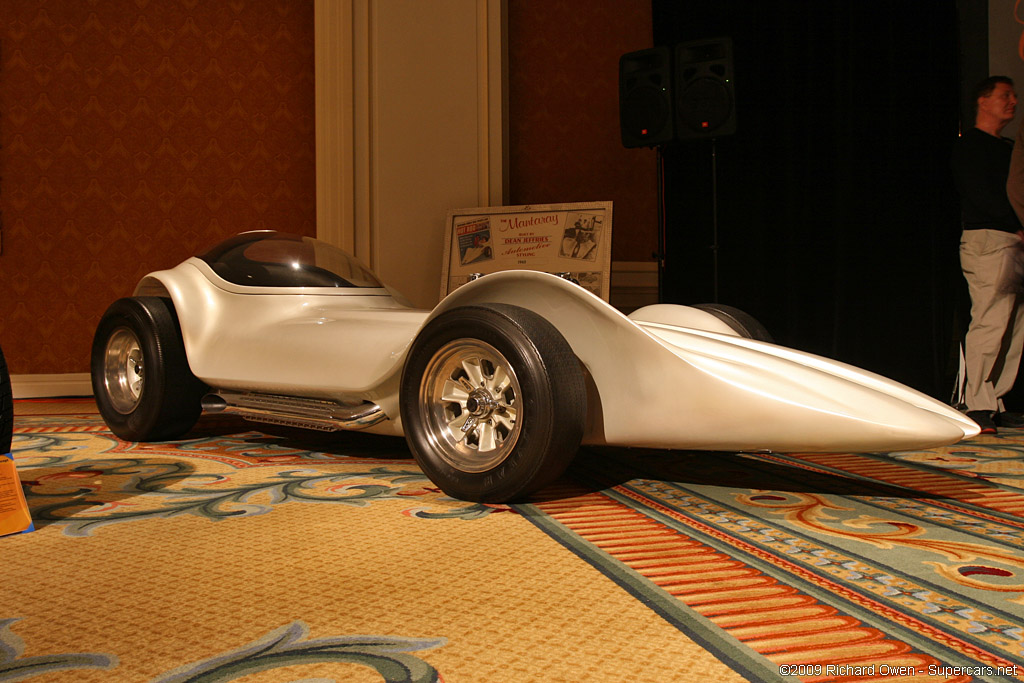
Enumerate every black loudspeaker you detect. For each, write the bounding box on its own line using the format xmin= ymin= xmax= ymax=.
xmin=674 ymin=37 xmax=736 ymax=140
xmin=619 ymin=47 xmax=674 ymax=148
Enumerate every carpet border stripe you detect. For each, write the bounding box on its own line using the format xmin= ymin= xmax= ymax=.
xmin=514 ymin=498 xmax=778 ymax=683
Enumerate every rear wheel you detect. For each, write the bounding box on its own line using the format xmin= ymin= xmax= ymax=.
xmin=692 ymin=303 xmax=773 ymax=343
xmin=401 ymin=304 xmax=586 ymax=502
xmin=1 ymin=343 xmax=12 ymax=455
xmin=91 ymin=297 xmax=206 ymax=441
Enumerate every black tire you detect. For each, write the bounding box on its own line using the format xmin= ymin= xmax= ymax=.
xmin=400 ymin=304 xmax=586 ymax=502
xmin=692 ymin=303 xmax=774 ymax=343
xmin=91 ymin=297 xmax=206 ymax=441
xmin=1 ymin=343 xmax=12 ymax=455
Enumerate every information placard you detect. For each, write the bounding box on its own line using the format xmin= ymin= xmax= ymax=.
xmin=440 ymin=202 xmax=613 ymax=300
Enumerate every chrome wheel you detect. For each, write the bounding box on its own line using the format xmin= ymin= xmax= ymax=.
xmin=104 ymin=327 xmax=144 ymax=414
xmin=91 ymin=297 xmax=206 ymax=441
xmin=401 ymin=304 xmax=585 ymax=501
xmin=420 ymin=339 xmax=523 ymax=472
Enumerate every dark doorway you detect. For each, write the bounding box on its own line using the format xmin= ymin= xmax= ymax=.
xmin=653 ymin=0 xmax=963 ymax=398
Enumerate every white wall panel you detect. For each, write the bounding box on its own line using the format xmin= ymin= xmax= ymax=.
xmin=316 ymin=0 xmax=507 ymax=308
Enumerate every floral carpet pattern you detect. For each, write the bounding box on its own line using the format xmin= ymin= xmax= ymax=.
xmin=3 ymin=399 xmax=1024 ymax=681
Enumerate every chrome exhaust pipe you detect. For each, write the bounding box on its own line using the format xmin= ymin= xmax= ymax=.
xmin=202 ymin=390 xmax=387 ymax=432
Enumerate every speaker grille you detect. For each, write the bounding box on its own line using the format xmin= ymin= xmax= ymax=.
xmin=623 ymin=86 xmax=671 ymax=140
xmin=676 ymin=78 xmax=733 ymax=134
xmin=619 ymin=46 xmax=674 ymax=147
xmin=674 ymin=37 xmax=736 ymax=140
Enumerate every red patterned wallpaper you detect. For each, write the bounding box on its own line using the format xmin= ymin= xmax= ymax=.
xmin=508 ymin=0 xmax=657 ymax=263
xmin=1 ymin=1 xmax=651 ymax=377
xmin=0 ymin=0 xmax=315 ymax=374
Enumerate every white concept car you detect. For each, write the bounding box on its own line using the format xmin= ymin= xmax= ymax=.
xmin=91 ymin=231 xmax=979 ymax=502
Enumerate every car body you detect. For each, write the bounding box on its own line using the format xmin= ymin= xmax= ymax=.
xmin=91 ymin=231 xmax=979 ymax=502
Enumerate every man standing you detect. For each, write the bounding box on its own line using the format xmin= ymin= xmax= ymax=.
xmin=952 ymin=76 xmax=1024 ymax=434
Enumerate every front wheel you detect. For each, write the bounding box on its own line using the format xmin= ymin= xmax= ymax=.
xmin=400 ymin=304 xmax=586 ymax=502
xmin=91 ymin=297 xmax=206 ymax=441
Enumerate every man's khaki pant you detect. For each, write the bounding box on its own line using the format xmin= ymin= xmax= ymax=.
xmin=960 ymin=229 xmax=1024 ymax=412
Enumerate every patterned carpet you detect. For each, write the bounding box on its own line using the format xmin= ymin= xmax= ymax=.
xmin=2 ymin=400 xmax=1023 ymax=682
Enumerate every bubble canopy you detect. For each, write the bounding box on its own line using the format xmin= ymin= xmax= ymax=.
xmin=198 ymin=231 xmax=383 ymax=289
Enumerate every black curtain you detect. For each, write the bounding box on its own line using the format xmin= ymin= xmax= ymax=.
xmin=653 ymin=0 xmax=965 ymax=398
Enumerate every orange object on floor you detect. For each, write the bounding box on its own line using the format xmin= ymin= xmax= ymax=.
xmin=0 ymin=452 xmax=33 ymax=536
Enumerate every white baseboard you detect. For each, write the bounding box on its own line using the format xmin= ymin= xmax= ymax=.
xmin=11 ymin=373 xmax=93 ymax=399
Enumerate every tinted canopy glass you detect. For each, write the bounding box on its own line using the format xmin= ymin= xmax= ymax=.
xmin=198 ymin=231 xmax=383 ymax=289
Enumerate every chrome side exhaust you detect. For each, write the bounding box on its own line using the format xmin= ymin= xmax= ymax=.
xmin=201 ymin=390 xmax=387 ymax=432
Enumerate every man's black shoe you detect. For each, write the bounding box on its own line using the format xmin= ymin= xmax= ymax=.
xmin=996 ymin=411 xmax=1024 ymax=429
xmin=967 ymin=410 xmax=997 ymax=434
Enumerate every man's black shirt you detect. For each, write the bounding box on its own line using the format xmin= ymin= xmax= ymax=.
xmin=952 ymin=127 xmax=1023 ymax=233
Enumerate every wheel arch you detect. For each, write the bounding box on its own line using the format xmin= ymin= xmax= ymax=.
xmin=134 ymin=275 xmax=172 ymax=299
xmin=427 ymin=272 xmax=681 ymax=445
xmin=429 ymin=272 xmax=637 ymax=356
xmin=131 ymin=264 xmax=216 ymax=378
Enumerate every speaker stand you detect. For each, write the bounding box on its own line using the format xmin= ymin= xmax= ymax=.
xmin=656 ymin=145 xmax=666 ymax=303
xmin=711 ymin=138 xmax=719 ymax=303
